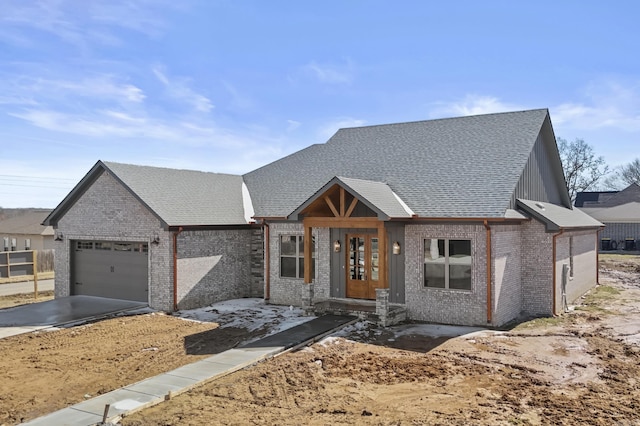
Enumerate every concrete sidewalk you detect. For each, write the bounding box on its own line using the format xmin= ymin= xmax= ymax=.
xmin=22 ymin=314 xmax=355 ymax=426
xmin=0 ymin=279 xmax=54 ymax=296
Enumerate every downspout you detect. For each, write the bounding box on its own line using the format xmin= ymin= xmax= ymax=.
xmin=596 ymin=228 xmax=601 ymax=285
xmin=172 ymin=227 xmax=184 ymax=311
xmin=551 ymin=228 xmax=565 ymax=315
xmin=264 ymin=221 xmax=270 ymax=301
xmin=483 ymin=220 xmax=492 ymax=324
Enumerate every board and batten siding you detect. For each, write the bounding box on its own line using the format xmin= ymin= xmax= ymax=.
xmin=329 ymin=223 xmax=405 ymax=304
xmin=510 ymin=124 xmax=565 ymax=208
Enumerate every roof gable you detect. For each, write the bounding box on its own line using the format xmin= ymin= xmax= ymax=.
xmin=45 ymin=161 xmax=250 ymax=227
xmin=289 ymin=176 xmax=414 ymax=221
xmin=245 ymin=109 xmax=554 ymax=219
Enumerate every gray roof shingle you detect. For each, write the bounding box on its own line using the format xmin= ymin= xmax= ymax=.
xmin=244 ymin=109 xmax=550 ymax=218
xmin=517 ymin=199 xmax=603 ymax=231
xmin=102 ymin=162 xmax=247 ymax=226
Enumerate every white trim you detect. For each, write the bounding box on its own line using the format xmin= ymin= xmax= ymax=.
xmin=241 ymin=182 xmax=255 ymax=223
xmin=392 ymin=191 xmax=415 ymax=216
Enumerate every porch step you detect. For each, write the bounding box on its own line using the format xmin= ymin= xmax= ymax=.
xmin=313 ymin=300 xmax=407 ymax=326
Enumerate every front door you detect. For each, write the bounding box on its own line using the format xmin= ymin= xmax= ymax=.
xmin=346 ymin=234 xmax=380 ymax=299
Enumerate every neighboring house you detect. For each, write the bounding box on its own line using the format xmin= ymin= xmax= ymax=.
xmin=44 ymin=109 xmax=603 ymax=327
xmin=577 ymin=183 xmax=640 ymax=250
xmin=0 ymin=210 xmax=54 ymax=252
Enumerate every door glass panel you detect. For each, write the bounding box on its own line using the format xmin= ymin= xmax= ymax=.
xmin=349 ymin=237 xmax=365 ymax=281
xmin=370 ymin=238 xmax=379 ymax=281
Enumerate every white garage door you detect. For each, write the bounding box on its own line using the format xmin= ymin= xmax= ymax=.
xmin=71 ymin=240 xmax=149 ymax=302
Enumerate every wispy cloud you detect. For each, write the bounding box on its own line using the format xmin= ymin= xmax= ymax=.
xmin=304 ymin=59 xmax=355 ymax=84
xmin=152 ymin=66 xmax=213 ymax=113
xmin=429 ymin=95 xmax=525 ymax=118
xmin=0 ymin=0 xmax=179 ymax=48
xmin=551 ymin=80 xmax=640 ymax=132
xmin=319 ymin=117 xmax=367 ymax=139
xmin=431 ymin=80 xmax=640 ymax=133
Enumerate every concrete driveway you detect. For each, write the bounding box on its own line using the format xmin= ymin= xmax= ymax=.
xmin=0 ymin=295 xmax=148 ymax=339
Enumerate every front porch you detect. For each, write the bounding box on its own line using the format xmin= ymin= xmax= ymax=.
xmin=305 ymin=285 xmax=407 ymax=326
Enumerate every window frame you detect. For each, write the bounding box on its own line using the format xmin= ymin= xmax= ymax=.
xmin=423 ymin=238 xmax=473 ymax=291
xmin=279 ymin=234 xmax=315 ymax=279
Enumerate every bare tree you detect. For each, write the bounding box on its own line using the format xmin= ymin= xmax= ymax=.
xmin=619 ymin=158 xmax=640 ymax=186
xmin=557 ymin=138 xmax=609 ymax=201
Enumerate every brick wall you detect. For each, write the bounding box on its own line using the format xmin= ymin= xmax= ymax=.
xmin=176 ymin=228 xmax=259 ymax=310
xmin=555 ymin=229 xmax=597 ymax=311
xmin=491 ymin=224 xmax=522 ymax=326
xmin=267 ymin=222 xmax=328 ymax=306
xmin=404 ymin=223 xmax=488 ymax=326
xmin=520 ymin=220 xmax=553 ymax=317
xmin=55 ymin=171 xmax=173 ymax=311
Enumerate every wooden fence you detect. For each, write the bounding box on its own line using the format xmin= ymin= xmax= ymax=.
xmin=0 ymin=249 xmax=54 ymax=278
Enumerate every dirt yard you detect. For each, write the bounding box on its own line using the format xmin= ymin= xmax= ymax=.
xmin=0 ymin=291 xmax=54 ymax=309
xmin=0 ymin=255 xmax=638 ymax=425
xmin=121 ymin=254 xmax=640 ymax=426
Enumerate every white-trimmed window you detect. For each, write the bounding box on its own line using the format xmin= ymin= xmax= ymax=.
xmin=280 ymin=235 xmax=315 ymax=279
xmin=25 ymin=239 xmax=31 ymax=250
xmin=424 ymin=239 xmax=472 ymax=290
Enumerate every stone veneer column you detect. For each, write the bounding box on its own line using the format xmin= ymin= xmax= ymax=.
xmin=302 ymin=283 xmax=315 ymax=315
xmin=376 ymin=288 xmax=390 ymax=325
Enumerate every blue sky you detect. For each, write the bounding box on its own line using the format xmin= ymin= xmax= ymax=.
xmin=1 ymin=0 xmax=639 ymax=208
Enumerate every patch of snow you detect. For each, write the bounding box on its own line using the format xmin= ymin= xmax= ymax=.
xmin=174 ymin=298 xmax=314 ymax=337
xmin=318 ymin=336 xmax=344 ymax=346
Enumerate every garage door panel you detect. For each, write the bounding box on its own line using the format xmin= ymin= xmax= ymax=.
xmin=72 ymin=240 xmax=149 ymax=302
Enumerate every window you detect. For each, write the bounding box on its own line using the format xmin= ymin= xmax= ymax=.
xmin=3 ymin=237 xmax=9 ymax=252
xmin=10 ymin=238 xmax=16 ymax=251
xmin=94 ymin=242 xmax=112 ymax=251
xmin=77 ymin=241 xmax=93 ymax=250
xmin=424 ymin=239 xmax=472 ymax=290
xmin=25 ymin=239 xmax=31 ymax=250
xmin=280 ymin=235 xmax=315 ymax=279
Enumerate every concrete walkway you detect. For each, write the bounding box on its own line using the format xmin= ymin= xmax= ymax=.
xmin=0 ymin=296 xmax=148 ymax=339
xmin=0 ymin=279 xmax=54 ymax=296
xmin=22 ymin=314 xmax=355 ymax=426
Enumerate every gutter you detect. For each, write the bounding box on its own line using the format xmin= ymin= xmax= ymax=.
xmin=483 ymin=220 xmax=492 ymax=324
xmin=551 ymin=228 xmax=565 ymax=315
xmin=172 ymin=227 xmax=184 ymax=311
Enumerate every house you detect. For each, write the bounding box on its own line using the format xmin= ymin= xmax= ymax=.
xmin=44 ymin=109 xmax=603 ymax=327
xmin=577 ymin=183 xmax=640 ymax=250
xmin=0 ymin=209 xmax=55 ymax=252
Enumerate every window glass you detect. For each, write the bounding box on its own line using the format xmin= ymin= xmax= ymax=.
xmin=114 ymin=243 xmax=132 ymax=251
xmin=280 ymin=235 xmax=315 ymax=279
xmin=25 ymin=239 xmax=31 ymax=250
xmin=95 ymin=242 xmax=112 ymax=250
xmin=281 ymin=257 xmax=297 ymax=278
xmin=77 ymin=241 xmax=93 ymax=250
xmin=424 ymin=239 xmax=446 ymax=288
xmin=281 ymin=236 xmax=296 ymax=256
xmin=448 ymin=240 xmax=471 ymax=290
xmin=424 ymin=238 xmax=471 ymax=290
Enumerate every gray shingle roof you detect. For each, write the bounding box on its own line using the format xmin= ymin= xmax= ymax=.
xmin=102 ymin=162 xmax=247 ymax=226
xmin=244 ymin=109 xmax=551 ymax=218
xmin=517 ymin=199 xmax=603 ymax=231
xmin=0 ymin=210 xmax=54 ymax=235
xmin=581 ymin=202 xmax=640 ymax=223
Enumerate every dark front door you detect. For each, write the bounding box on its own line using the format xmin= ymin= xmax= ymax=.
xmin=346 ymin=234 xmax=379 ymax=299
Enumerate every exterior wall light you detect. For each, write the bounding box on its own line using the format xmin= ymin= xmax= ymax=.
xmin=54 ymin=231 xmax=64 ymax=241
xmin=152 ymin=234 xmax=161 ymax=244
xmin=333 ymin=240 xmax=341 ymax=252
xmin=392 ymin=241 xmax=401 ymax=255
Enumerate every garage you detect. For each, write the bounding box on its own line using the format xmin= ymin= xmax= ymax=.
xmin=71 ymin=240 xmax=149 ymax=302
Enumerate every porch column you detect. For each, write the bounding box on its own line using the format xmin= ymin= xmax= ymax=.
xmin=377 ymin=222 xmax=388 ymax=289
xmin=304 ymin=222 xmax=312 ymax=284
